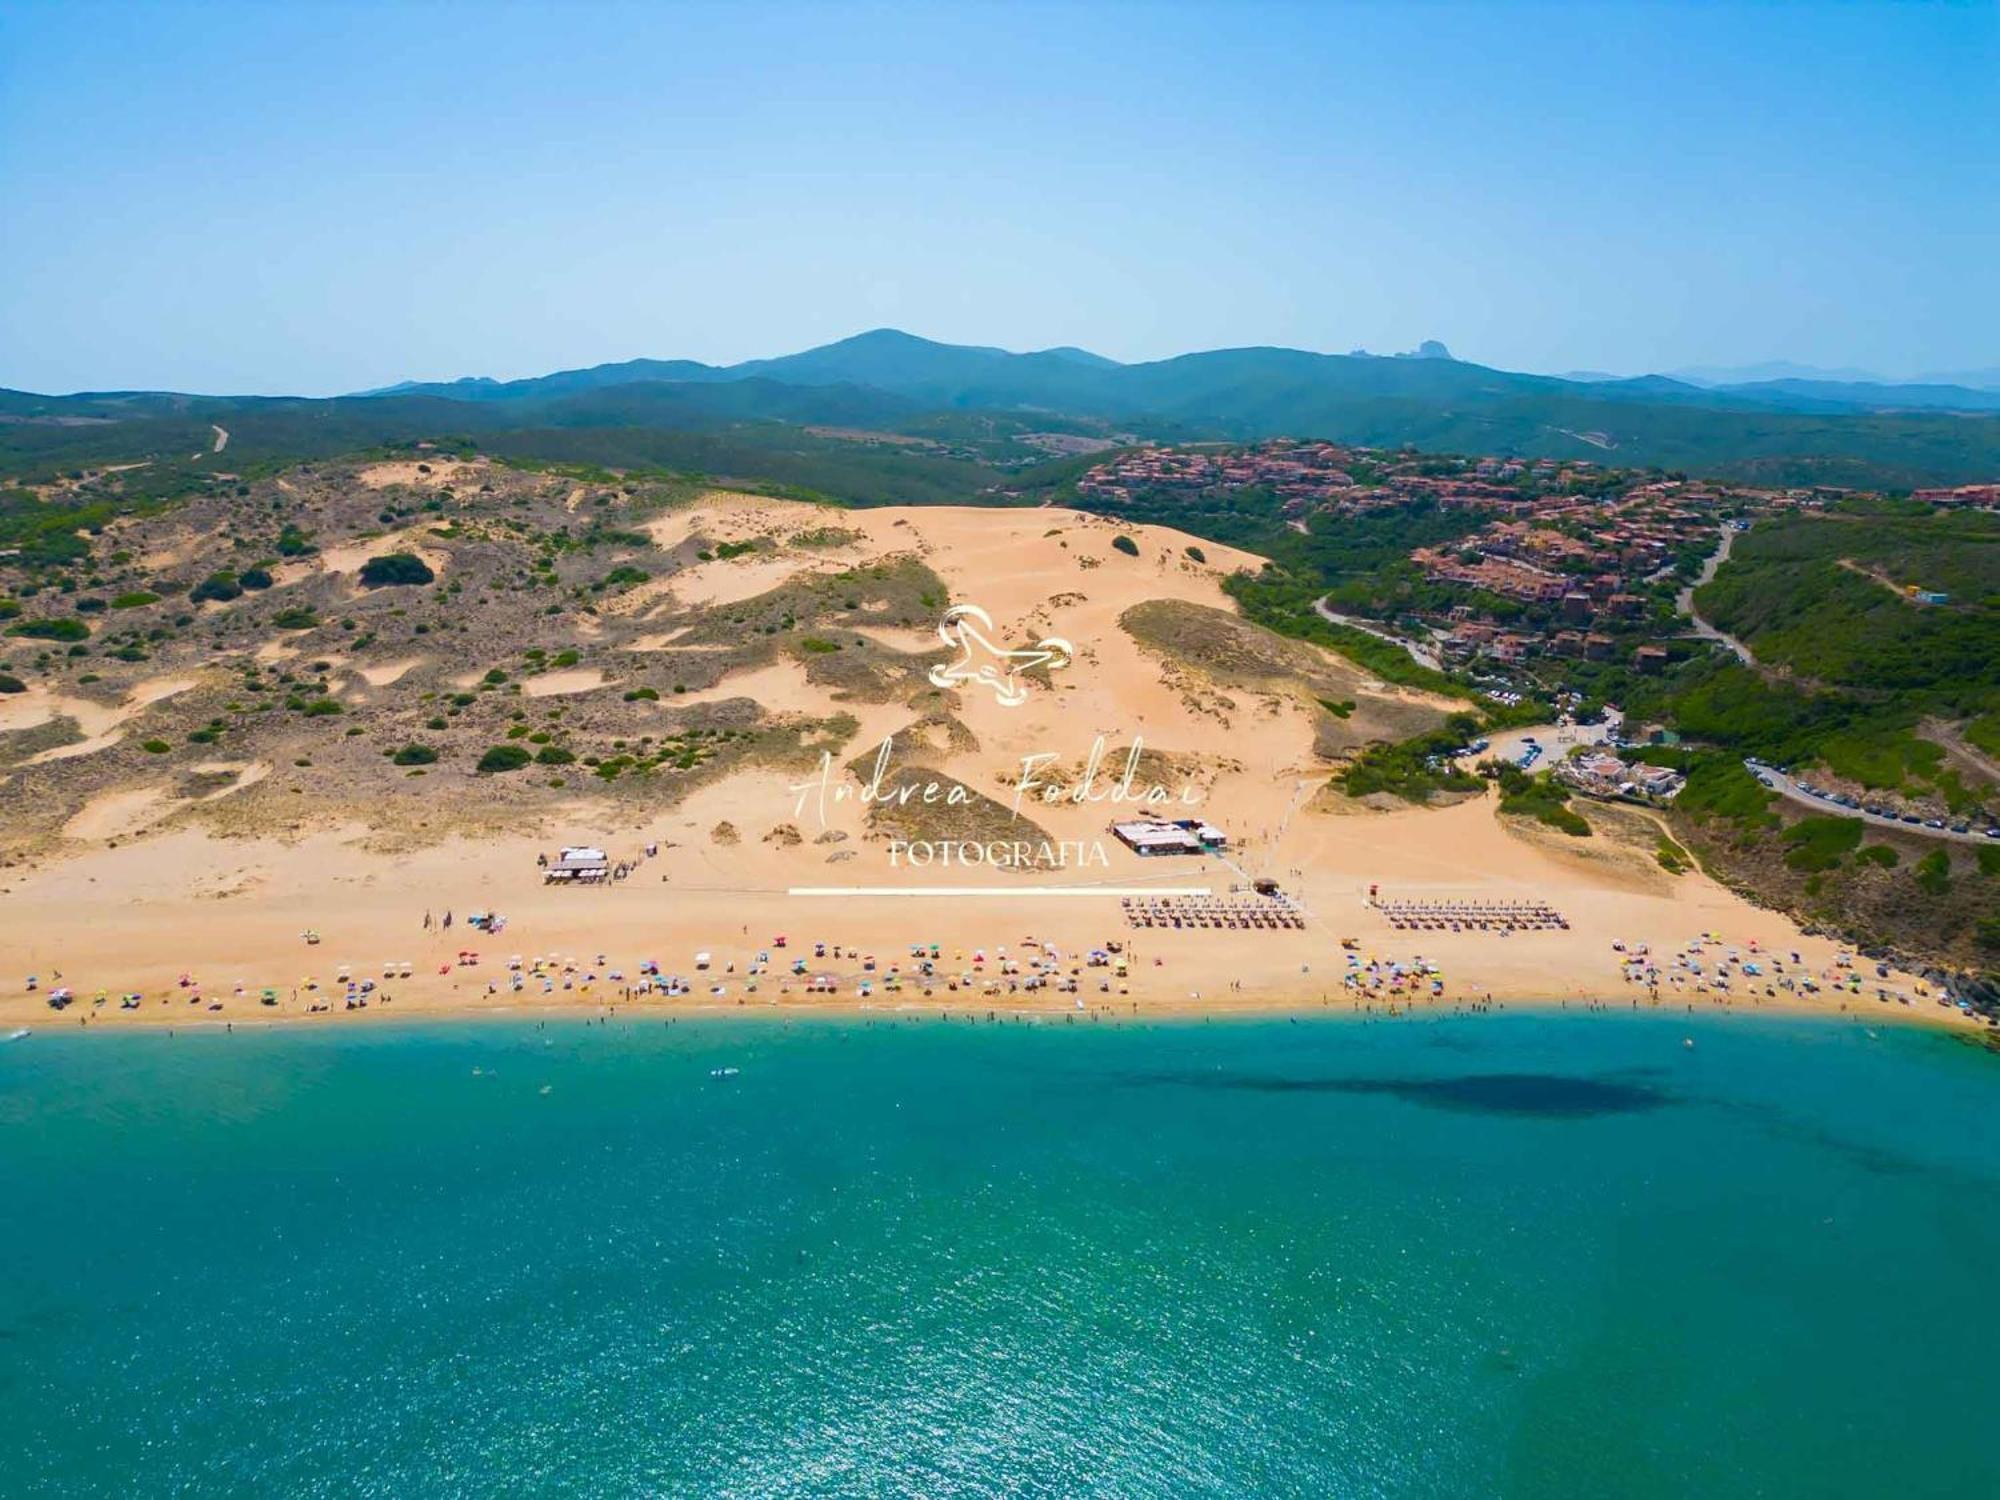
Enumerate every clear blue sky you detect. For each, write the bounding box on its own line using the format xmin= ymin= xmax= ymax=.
xmin=2 ymin=0 xmax=1994 ymax=394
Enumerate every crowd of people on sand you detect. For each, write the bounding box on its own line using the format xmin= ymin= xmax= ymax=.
xmin=472 ymin=934 xmax=1158 ymax=1005
xmin=24 ymin=907 xmax=1984 ymax=1027
xmin=1122 ymin=895 xmax=1306 ymax=931
xmin=1374 ymin=898 xmax=1568 ymax=934
xmin=1613 ymin=933 xmax=1978 ymax=1016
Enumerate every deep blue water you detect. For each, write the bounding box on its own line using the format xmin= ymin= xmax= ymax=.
xmin=3 ymin=1012 xmax=1998 ymax=1497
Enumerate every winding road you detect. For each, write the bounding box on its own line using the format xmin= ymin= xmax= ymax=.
xmin=1677 ymin=527 xmax=1755 ymax=665
xmin=1310 ymin=600 xmax=1442 ymax=671
xmin=1751 ymin=762 xmax=1999 ymax=846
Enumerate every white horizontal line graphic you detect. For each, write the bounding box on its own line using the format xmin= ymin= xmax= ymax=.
xmin=786 ymin=886 xmax=1214 ymax=899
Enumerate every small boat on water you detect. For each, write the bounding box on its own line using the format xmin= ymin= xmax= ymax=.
xmin=5 ymin=1028 xmax=29 ymax=1043
xmin=709 ymin=1066 xmax=740 ymax=1079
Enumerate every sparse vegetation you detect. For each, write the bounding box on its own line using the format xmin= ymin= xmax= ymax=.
xmin=359 ymin=552 xmax=435 ymax=587
xmin=476 ymin=744 xmax=532 ymax=773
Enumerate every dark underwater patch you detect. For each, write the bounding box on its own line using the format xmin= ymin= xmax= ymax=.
xmin=1121 ymin=1070 xmax=1675 ymax=1117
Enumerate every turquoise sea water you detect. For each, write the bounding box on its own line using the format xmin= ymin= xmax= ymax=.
xmin=4 ymin=1013 xmax=1999 ymax=1497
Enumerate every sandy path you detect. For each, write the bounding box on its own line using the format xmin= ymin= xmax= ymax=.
xmin=3 ymin=674 xmax=201 ymax=763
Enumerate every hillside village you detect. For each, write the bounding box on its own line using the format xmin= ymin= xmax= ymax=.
xmin=1076 ymin=438 xmax=1984 ymax=674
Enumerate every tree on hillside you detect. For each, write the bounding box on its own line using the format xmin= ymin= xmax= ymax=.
xmin=359 ymin=552 xmax=435 ymax=587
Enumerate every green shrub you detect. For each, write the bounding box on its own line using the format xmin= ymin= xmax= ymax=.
xmin=1856 ymin=844 xmax=1900 ymax=868
xmin=1184 ymin=545 xmax=1207 ymax=564
xmin=623 ymin=687 xmax=660 ymax=702
xmin=1914 ymin=848 xmax=1952 ymax=896
xmin=1340 ymin=715 xmax=1484 ymax=803
xmin=5 ymin=617 xmax=89 ymax=642
xmin=110 ymin=591 xmax=160 ymax=610
xmin=1675 ymin=755 xmax=1777 ymax=829
xmin=275 ymin=525 xmax=314 ymax=557
xmin=359 ymin=552 xmax=434 ymax=587
xmin=299 ymin=699 xmax=343 ymax=717
xmin=271 ymin=607 xmax=319 ymax=630
xmin=1978 ymin=844 xmax=2000 ymax=878
xmin=476 ymin=744 xmax=532 ymax=773
xmin=0 ymin=672 xmax=24 ymax=693
xmin=239 ymin=567 xmax=274 ymax=590
xmin=1493 ymin=761 xmax=1591 ymax=837
xmin=1781 ymin=816 xmax=1864 ymax=872
xmin=1110 ymin=535 xmax=1140 ymax=557
xmin=140 ymin=738 xmax=170 ymax=754
xmin=534 ymin=745 xmax=575 ymax=765
xmin=190 ymin=572 xmax=243 ymax=603
xmin=391 ymin=744 xmax=438 ymax=766
xmin=799 ymin=637 xmax=841 ymax=654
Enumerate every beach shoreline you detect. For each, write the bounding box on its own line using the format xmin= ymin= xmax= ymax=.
xmin=8 ymin=978 xmax=1977 ymax=1035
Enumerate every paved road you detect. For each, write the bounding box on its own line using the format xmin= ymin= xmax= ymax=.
xmin=1311 ymin=599 xmax=1442 ymax=671
xmin=1677 ymin=527 xmax=1755 ymax=665
xmin=1752 ymin=762 xmax=1999 ymax=846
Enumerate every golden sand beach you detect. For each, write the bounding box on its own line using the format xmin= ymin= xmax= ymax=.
xmin=0 ymin=485 xmax=1969 ymax=1031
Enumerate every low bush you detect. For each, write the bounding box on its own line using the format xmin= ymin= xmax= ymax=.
xmin=1781 ymin=816 xmax=1864 ymax=872
xmin=5 ymin=617 xmax=89 ymax=642
xmin=359 ymin=552 xmax=434 ymax=587
xmin=190 ymin=572 xmax=243 ymax=603
xmin=476 ymin=744 xmax=532 ymax=773
xmin=1914 ymin=848 xmax=1952 ymax=896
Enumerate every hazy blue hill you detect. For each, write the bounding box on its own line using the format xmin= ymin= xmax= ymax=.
xmin=1034 ymin=345 xmax=1122 ymax=368
xmin=730 ymin=328 xmax=1127 ymax=408
xmin=367 ymin=356 xmax=726 ymax=402
xmin=1706 ymin=378 xmax=2000 ymax=413
xmin=522 ymin=377 xmax=918 ymax=430
xmin=11 ymin=330 xmax=2000 ymax=489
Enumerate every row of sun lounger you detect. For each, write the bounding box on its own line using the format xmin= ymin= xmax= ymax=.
xmin=1375 ymin=899 xmax=1568 ymax=932
xmin=1120 ymin=897 xmax=1307 ymax=931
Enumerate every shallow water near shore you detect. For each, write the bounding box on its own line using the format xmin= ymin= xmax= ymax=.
xmin=5 ymin=1012 xmax=1999 ymax=1496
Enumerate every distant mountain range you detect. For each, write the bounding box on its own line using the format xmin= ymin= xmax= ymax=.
xmin=1667 ymin=360 xmax=2000 ymax=393
xmin=367 ymin=328 xmax=2000 ymax=417
xmin=7 ymin=329 xmax=2000 ymax=493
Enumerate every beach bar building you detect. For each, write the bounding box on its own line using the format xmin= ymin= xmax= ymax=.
xmin=1111 ymin=820 xmax=1205 ymax=857
xmin=544 ymin=846 xmax=612 ymax=884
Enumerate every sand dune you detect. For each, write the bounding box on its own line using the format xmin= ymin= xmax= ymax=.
xmin=522 ymin=668 xmax=613 ymax=699
xmin=318 ymin=532 xmax=450 ymax=581
xmin=357 ymin=657 xmax=424 ymax=687
xmin=10 ymin=674 xmax=201 ymax=764
xmin=0 ymin=489 xmax=1955 ymax=1030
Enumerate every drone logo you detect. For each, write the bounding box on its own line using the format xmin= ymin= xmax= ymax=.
xmin=927 ymin=603 xmax=1073 ymax=708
